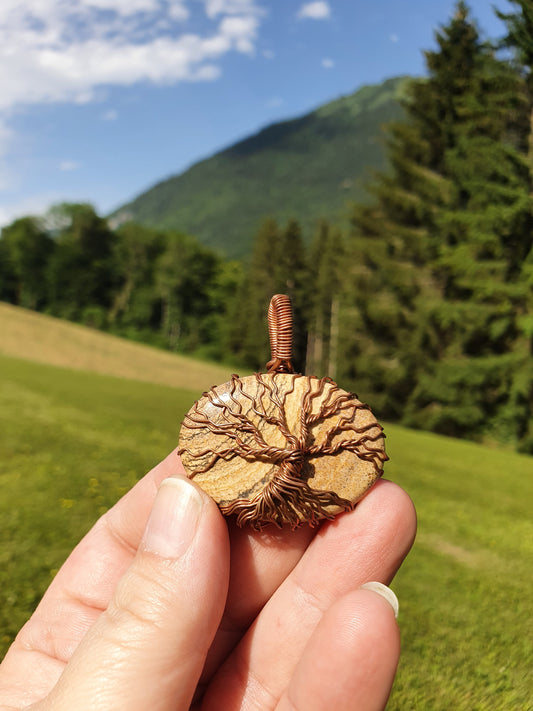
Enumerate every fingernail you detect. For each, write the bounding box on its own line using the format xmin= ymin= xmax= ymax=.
xmin=360 ymin=582 xmax=399 ymax=619
xmin=142 ymin=477 xmax=203 ymax=558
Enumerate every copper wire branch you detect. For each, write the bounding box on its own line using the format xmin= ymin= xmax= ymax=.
xmin=179 ymin=372 xmax=387 ymax=530
xmin=178 ymin=294 xmax=387 ymax=530
xmin=266 ymin=294 xmax=295 ymax=374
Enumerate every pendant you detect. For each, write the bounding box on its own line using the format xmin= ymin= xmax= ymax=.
xmin=178 ymin=295 xmax=387 ymax=530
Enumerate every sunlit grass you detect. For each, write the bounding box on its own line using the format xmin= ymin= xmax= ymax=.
xmin=0 ymin=353 xmax=196 ymax=651
xmin=0 ymin=301 xmax=235 ymax=392
xmin=386 ymin=425 xmax=533 ymax=710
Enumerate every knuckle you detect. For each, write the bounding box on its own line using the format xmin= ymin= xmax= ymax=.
xmin=105 ymin=562 xmax=176 ymax=639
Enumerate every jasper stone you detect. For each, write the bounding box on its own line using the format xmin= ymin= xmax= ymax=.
xmin=178 ymin=372 xmax=387 ymax=529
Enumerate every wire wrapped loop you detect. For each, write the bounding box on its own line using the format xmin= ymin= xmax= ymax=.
xmin=266 ymin=294 xmax=295 ymax=374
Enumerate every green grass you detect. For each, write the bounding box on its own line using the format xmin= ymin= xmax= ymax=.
xmin=0 ymin=301 xmax=235 ymax=392
xmin=1 ymin=352 xmax=532 ymax=709
xmin=0 ymin=353 xmax=196 ymax=652
xmin=386 ymin=427 xmax=533 ymax=710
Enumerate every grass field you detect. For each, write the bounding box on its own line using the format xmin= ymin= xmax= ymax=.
xmin=1 ymin=307 xmax=532 ymax=709
xmin=0 ymin=301 xmax=234 ymax=392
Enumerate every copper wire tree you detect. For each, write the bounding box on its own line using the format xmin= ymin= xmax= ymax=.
xmin=178 ymin=295 xmax=387 ymax=530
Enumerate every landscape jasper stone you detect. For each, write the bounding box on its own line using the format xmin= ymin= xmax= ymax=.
xmin=178 ymin=372 xmax=387 ymax=530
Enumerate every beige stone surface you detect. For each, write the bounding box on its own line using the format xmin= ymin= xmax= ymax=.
xmin=178 ymin=372 xmax=387 ymax=526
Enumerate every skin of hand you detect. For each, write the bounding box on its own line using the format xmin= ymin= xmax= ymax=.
xmin=0 ymin=449 xmax=416 ymax=711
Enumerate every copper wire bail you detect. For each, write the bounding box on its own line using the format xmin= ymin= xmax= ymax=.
xmin=266 ymin=294 xmax=295 ymax=374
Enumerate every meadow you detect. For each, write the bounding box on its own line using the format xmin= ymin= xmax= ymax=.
xmin=1 ymin=307 xmax=532 ymax=709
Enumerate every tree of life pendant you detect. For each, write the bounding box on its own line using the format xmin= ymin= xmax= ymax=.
xmin=178 ymin=294 xmax=387 ymax=530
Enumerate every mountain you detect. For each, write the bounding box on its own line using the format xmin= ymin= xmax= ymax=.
xmin=113 ymin=75 xmax=410 ymax=258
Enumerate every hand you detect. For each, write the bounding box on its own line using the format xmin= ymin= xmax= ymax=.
xmin=0 ymin=449 xmax=416 ymax=711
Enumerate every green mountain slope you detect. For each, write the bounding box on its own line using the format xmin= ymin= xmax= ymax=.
xmin=114 ymin=76 xmax=409 ymax=258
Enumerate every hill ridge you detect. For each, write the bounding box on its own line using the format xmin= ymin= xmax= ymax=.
xmin=113 ymin=75 xmax=410 ymax=258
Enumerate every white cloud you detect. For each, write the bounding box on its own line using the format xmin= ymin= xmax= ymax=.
xmin=266 ymin=96 xmax=283 ymax=108
xmin=297 ymin=1 xmax=331 ymax=20
xmin=0 ymin=120 xmax=13 ymax=155
xmin=59 ymin=160 xmax=81 ymax=172
xmin=219 ymin=15 xmax=259 ymax=54
xmin=0 ymin=0 xmax=264 ymax=193
xmin=0 ymin=120 xmax=14 ymax=190
xmin=0 ymin=1 xmax=263 ymax=113
xmin=102 ymin=108 xmax=119 ymax=121
xmin=168 ymin=3 xmax=190 ymax=21
xmin=322 ymin=57 xmax=334 ymax=69
xmin=204 ymin=0 xmax=262 ymax=18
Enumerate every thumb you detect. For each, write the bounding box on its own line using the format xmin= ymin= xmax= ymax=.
xmin=38 ymin=476 xmax=230 ymax=711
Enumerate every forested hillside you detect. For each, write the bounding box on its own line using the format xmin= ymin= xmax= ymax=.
xmin=1 ymin=1 xmax=532 ymax=453
xmin=113 ymin=76 xmax=407 ymax=258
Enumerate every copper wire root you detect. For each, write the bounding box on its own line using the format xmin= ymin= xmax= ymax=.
xmin=220 ymin=460 xmax=355 ymax=531
xmin=266 ymin=294 xmax=295 ymax=373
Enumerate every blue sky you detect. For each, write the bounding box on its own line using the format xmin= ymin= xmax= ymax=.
xmin=0 ymin=0 xmax=513 ymax=226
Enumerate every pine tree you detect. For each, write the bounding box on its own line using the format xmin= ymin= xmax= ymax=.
xmin=404 ymin=33 xmax=533 ymax=442
xmin=342 ymin=5 xmax=483 ymax=416
xmin=235 ymin=218 xmax=310 ymax=372
xmin=494 ymin=0 xmax=533 ymax=449
xmin=496 ymin=0 xmax=533 ymax=166
xmin=275 ymin=219 xmax=309 ymax=371
xmin=236 ymin=218 xmax=282 ymax=369
xmin=306 ymin=220 xmax=344 ymax=378
xmin=344 ymin=2 xmax=533 ymax=446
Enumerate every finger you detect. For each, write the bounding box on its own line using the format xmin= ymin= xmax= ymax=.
xmin=0 ymin=451 xmax=185 ymax=705
xmin=202 ymin=480 xmax=416 ymax=710
xmin=35 ymin=476 xmax=230 ymax=711
xmin=276 ymin=587 xmax=400 ymax=711
xmin=198 ymin=523 xmax=315 ymax=687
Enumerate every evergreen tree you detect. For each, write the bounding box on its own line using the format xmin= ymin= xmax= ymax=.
xmin=307 ymin=220 xmax=344 ymax=379
xmin=345 ymin=1 xmax=533 ymax=447
xmin=234 ymin=218 xmax=310 ymax=371
xmin=236 ymin=218 xmax=281 ymax=370
xmin=494 ymin=0 xmax=533 ymax=449
xmin=341 ymin=6 xmax=482 ymax=415
xmin=496 ymin=0 xmax=533 ymax=165
xmin=404 ymin=29 xmax=533 ymax=441
xmin=275 ymin=219 xmax=309 ymax=371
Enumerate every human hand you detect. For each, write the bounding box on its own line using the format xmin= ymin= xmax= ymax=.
xmin=0 ymin=449 xmax=416 ymax=711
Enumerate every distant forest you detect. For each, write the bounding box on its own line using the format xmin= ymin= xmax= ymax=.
xmin=1 ymin=1 xmax=532 ymax=453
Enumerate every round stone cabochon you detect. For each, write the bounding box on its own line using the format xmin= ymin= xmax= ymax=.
xmin=178 ymin=372 xmax=387 ymax=528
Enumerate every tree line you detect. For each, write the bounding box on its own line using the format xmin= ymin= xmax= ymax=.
xmin=1 ymin=1 xmax=532 ymax=453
